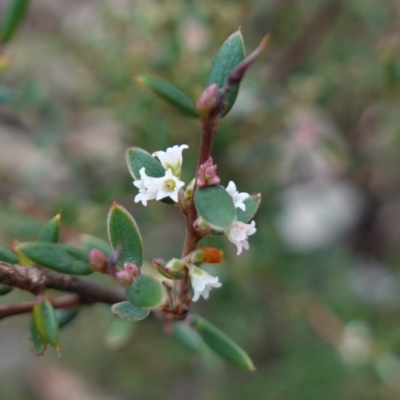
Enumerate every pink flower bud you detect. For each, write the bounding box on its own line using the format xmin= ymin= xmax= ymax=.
xmin=115 ymin=270 xmax=134 ymax=286
xmin=123 ymin=262 xmax=140 ymax=277
xmin=196 ymin=83 xmax=218 ymax=117
xmin=89 ymin=249 xmax=107 ymax=273
xmin=196 ymin=157 xmax=221 ymax=187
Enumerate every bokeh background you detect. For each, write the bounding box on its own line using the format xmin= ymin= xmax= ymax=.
xmin=1 ymin=0 xmax=400 ymax=399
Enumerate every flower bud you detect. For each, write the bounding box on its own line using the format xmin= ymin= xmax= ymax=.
xmin=181 ymin=178 xmax=196 ymax=211
xmin=89 ymin=249 xmax=107 ymax=273
xmin=165 ymin=258 xmax=186 ymax=273
xmin=185 ymin=247 xmax=223 ymax=265
xmin=115 ymin=269 xmax=134 ymax=286
xmin=123 ymin=262 xmax=140 ymax=277
xmin=196 ymin=157 xmax=220 ymax=187
xmin=193 ymin=216 xmax=212 ymax=235
xmin=196 ymin=83 xmax=218 ymax=118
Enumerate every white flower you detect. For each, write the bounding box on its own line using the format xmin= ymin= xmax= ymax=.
xmin=188 ymin=265 xmax=222 ymax=302
xmin=152 ymin=168 xmax=185 ymax=202
xmin=225 ymin=220 xmax=256 ymax=255
xmin=153 ymin=144 xmax=188 ymax=178
xmin=133 ymin=167 xmax=160 ymax=206
xmin=225 ymin=181 xmax=249 ymax=211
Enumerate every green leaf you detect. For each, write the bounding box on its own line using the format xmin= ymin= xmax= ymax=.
xmin=206 ymin=29 xmax=245 ymax=116
xmin=153 ymin=258 xmax=183 ymax=280
xmin=104 ymin=318 xmax=136 ymax=350
xmin=125 ymin=146 xmax=174 ymax=205
xmin=172 ymin=322 xmax=209 ymax=355
xmin=190 ymin=314 xmax=255 ymax=371
xmin=81 ymin=234 xmax=113 ymax=257
xmin=194 ymin=185 xmax=236 ymax=231
xmin=111 ymin=301 xmax=150 ymax=321
xmin=55 ymin=308 xmax=79 ymax=329
xmin=236 ymin=194 xmax=262 ymax=223
xmin=0 ymin=284 xmax=12 ymax=296
xmin=107 ymin=202 xmax=143 ymax=267
xmin=0 ymin=0 xmax=30 ymax=43
xmin=0 ymin=246 xmax=18 ymax=263
xmin=136 ymin=75 xmax=199 ymax=118
xmin=126 ymin=275 xmax=164 ymax=309
xmin=29 ymin=314 xmax=47 ymax=356
xmin=37 ymin=212 xmax=61 ymax=243
xmin=17 ymin=242 xmax=93 ymax=275
xmin=33 ymin=299 xmax=60 ymax=349
xmin=125 ymin=146 xmax=166 ymax=180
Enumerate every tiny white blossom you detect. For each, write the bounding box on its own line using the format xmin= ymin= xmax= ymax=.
xmin=225 ymin=220 xmax=256 ymax=255
xmin=153 ymin=144 xmax=188 ymax=178
xmin=133 ymin=167 xmax=160 ymax=206
xmin=188 ymin=265 xmax=222 ymax=302
xmin=152 ymin=168 xmax=185 ymax=202
xmin=225 ymin=181 xmax=249 ymax=211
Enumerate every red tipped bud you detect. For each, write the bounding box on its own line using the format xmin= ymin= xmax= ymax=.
xmin=89 ymin=249 xmax=107 ymax=273
xmin=196 ymin=83 xmax=218 ymax=118
xmin=123 ymin=262 xmax=140 ymax=277
xmin=196 ymin=157 xmax=221 ymax=187
xmin=115 ymin=270 xmax=134 ymax=286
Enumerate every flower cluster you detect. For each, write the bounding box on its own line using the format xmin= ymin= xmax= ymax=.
xmin=132 ymin=144 xmax=258 ymax=302
xmin=133 ymin=145 xmax=188 ymax=206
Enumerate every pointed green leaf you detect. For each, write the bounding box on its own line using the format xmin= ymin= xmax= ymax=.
xmin=194 ymin=185 xmax=236 ymax=231
xmin=37 ymin=212 xmax=61 ymax=243
xmin=55 ymin=308 xmax=79 ymax=329
xmin=111 ymin=301 xmax=150 ymax=321
xmin=107 ymin=202 xmax=143 ymax=267
xmin=17 ymin=242 xmax=92 ymax=275
xmin=0 ymin=0 xmax=30 ymax=43
xmin=172 ymin=322 xmax=209 ymax=355
xmin=125 ymin=146 xmax=174 ymax=205
xmin=0 ymin=284 xmax=12 ymax=296
xmin=136 ymin=75 xmax=199 ymax=118
xmin=33 ymin=299 xmax=59 ymax=349
xmin=126 ymin=275 xmax=164 ymax=309
xmin=29 ymin=314 xmax=47 ymax=356
xmin=190 ymin=314 xmax=255 ymax=371
xmin=81 ymin=234 xmax=113 ymax=257
xmin=206 ymin=29 xmax=245 ymax=116
xmin=0 ymin=246 xmax=18 ymax=263
xmin=236 ymin=194 xmax=262 ymax=223
xmin=125 ymin=146 xmax=166 ymax=180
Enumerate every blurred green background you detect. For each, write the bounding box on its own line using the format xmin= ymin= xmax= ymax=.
xmin=2 ymin=0 xmax=400 ymax=399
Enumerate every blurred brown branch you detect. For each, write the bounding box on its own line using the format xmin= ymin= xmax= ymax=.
xmin=0 ymin=261 xmax=125 ymax=319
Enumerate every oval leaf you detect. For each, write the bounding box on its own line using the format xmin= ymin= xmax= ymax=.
xmin=190 ymin=314 xmax=255 ymax=371
xmin=81 ymin=234 xmax=113 ymax=257
xmin=0 ymin=0 xmax=30 ymax=43
xmin=206 ymin=29 xmax=245 ymax=116
xmin=0 ymin=284 xmax=12 ymax=296
xmin=33 ymin=299 xmax=59 ymax=349
xmin=0 ymin=246 xmax=18 ymax=263
xmin=56 ymin=308 xmax=79 ymax=329
xmin=107 ymin=202 xmax=143 ymax=267
xmin=37 ymin=212 xmax=61 ymax=243
xmin=126 ymin=275 xmax=164 ymax=309
xmin=194 ymin=185 xmax=236 ymax=231
xmin=29 ymin=314 xmax=47 ymax=356
xmin=111 ymin=301 xmax=150 ymax=321
xmin=125 ymin=146 xmax=166 ymax=180
xmin=236 ymin=194 xmax=262 ymax=223
xmin=17 ymin=242 xmax=93 ymax=275
xmin=136 ymin=75 xmax=199 ymax=118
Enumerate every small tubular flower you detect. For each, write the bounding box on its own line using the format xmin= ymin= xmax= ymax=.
xmin=225 ymin=220 xmax=256 ymax=255
xmin=133 ymin=167 xmax=160 ymax=206
xmin=188 ymin=265 xmax=222 ymax=302
xmin=153 ymin=144 xmax=188 ymax=178
xmin=225 ymin=181 xmax=249 ymax=211
xmin=153 ymin=169 xmax=185 ymax=202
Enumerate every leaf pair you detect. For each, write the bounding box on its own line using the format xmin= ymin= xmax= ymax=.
xmin=136 ymin=29 xmax=245 ymax=119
